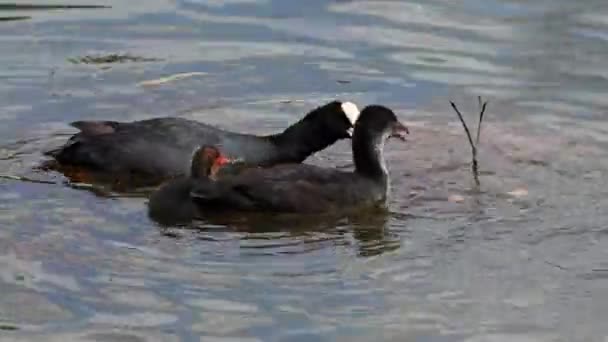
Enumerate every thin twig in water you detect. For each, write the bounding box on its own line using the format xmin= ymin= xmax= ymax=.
xmin=450 ymin=100 xmax=479 ymax=186
xmin=450 ymin=102 xmax=476 ymax=150
xmin=476 ymin=96 xmax=487 ymax=145
xmin=449 ymin=98 xmax=489 ymax=187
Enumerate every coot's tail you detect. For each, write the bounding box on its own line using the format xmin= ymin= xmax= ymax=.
xmin=70 ymin=120 xmax=120 ymax=135
xmin=42 ymin=120 xmax=120 ymax=159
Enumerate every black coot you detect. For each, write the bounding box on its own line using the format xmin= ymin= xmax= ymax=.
xmin=45 ymin=100 xmax=360 ymax=185
xmin=189 ymin=105 xmax=408 ymax=214
xmin=148 ymin=146 xmax=229 ymax=225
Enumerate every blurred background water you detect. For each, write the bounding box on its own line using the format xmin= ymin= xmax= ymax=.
xmin=1 ymin=0 xmax=608 ymax=341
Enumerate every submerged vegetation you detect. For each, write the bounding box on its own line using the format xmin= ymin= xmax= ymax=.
xmin=68 ymin=53 xmax=162 ymax=65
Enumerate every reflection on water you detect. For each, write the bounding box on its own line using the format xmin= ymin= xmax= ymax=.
xmin=1 ymin=0 xmax=608 ymax=341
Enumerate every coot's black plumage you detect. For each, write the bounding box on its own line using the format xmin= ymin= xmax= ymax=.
xmin=45 ymin=101 xmax=360 ymax=185
xmin=189 ymin=105 xmax=408 ymax=214
xmin=148 ymin=146 xmax=229 ymax=225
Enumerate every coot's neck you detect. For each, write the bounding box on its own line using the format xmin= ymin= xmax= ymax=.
xmin=353 ymin=129 xmax=389 ymax=189
xmin=266 ymin=111 xmax=342 ymax=163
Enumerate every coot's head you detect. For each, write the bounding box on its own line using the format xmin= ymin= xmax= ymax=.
xmin=354 ymin=105 xmax=409 ymax=143
xmin=306 ymin=100 xmax=361 ymax=139
xmin=190 ymin=146 xmax=230 ymax=179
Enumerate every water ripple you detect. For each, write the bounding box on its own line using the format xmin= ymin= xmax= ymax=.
xmin=1 ymin=0 xmax=608 ymax=340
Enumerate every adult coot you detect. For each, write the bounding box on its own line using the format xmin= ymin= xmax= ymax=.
xmin=189 ymin=105 xmax=408 ymax=214
xmin=45 ymin=101 xmax=360 ymax=186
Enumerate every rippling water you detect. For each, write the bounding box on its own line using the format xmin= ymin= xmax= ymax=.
xmin=1 ymin=1 xmax=608 ymax=341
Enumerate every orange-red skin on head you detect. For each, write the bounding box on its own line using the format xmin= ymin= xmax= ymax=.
xmin=215 ymin=155 xmax=231 ymax=166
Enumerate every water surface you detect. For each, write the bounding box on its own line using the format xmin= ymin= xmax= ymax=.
xmin=1 ymin=1 xmax=608 ymax=341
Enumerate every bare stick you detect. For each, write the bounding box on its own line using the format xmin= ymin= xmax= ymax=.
xmin=450 ymin=102 xmax=476 ymax=150
xmin=476 ymin=96 xmax=487 ymax=145
xmin=450 ymin=101 xmax=480 ymax=187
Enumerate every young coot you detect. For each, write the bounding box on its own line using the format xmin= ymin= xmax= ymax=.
xmin=189 ymin=105 xmax=408 ymax=214
xmin=45 ymin=100 xmax=360 ymax=186
xmin=148 ymin=146 xmax=230 ymax=225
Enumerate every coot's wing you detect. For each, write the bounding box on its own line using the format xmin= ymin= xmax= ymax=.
xmin=190 ymin=165 xmax=361 ymax=213
xmin=191 ymin=179 xmax=341 ymax=213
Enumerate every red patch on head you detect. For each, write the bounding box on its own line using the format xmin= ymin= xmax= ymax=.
xmin=215 ymin=155 xmax=230 ymax=166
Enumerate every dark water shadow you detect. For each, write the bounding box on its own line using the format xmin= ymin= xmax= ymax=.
xmin=157 ymin=207 xmax=401 ymax=257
